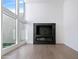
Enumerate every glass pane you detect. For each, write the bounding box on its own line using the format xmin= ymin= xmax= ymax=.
xmin=18 ymin=22 xmax=26 ymax=42
xmin=19 ymin=0 xmax=24 ymax=17
xmin=2 ymin=14 xmax=16 ymax=48
xmin=3 ymin=0 xmax=16 ymax=13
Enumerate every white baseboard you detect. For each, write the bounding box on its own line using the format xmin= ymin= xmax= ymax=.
xmin=2 ymin=41 xmax=26 ymax=56
xmin=26 ymin=42 xmax=64 ymax=45
xmin=64 ymin=44 xmax=78 ymax=52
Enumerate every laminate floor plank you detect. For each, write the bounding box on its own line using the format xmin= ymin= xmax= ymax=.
xmin=2 ymin=44 xmax=78 ymax=59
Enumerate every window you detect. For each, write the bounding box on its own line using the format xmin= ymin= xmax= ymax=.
xmin=3 ymin=0 xmax=16 ymax=13
xmin=2 ymin=0 xmax=26 ymax=49
xmin=19 ymin=0 xmax=25 ymax=17
xmin=2 ymin=14 xmax=16 ymax=48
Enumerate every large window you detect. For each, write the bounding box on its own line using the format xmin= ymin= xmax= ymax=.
xmin=2 ymin=0 xmax=26 ymax=49
xmin=3 ymin=0 xmax=25 ymax=16
xmin=19 ymin=0 xmax=25 ymax=19
xmin=18 ymin=0 xmax=25 ymax=43
xmin=18 ymin=22 xmax=26 ymax=42
xmin=3 ymin=0 xmax=16 ymax=13
xmin=2 ymin=14 xmax=16 ymax=48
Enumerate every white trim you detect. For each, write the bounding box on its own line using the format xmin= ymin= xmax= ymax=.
xmin=0 ymin=0 xmax=2 ymax=58
xmin=24 ymin=2 xmax=25 ymax=20
xmin=23 ymin=1 xmax=25 ymax=18
xmin=1 ymin=0 xmax=3 ymax=49
xmin=2 ymin=41 xmax=26 ymax=56
xmin=64 ymin=43 xmax=78 ymax=52
xmin=16 ymin=0 xmax=19 ymax=15
xmin=16 ymin=0 xmax=19 ymax=44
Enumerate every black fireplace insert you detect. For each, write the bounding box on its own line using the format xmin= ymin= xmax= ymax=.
xmin=33 ymin=23 xmax=56 ymax=44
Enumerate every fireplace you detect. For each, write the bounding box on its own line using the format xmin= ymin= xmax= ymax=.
xmin=33 ymin=23 xmax=56 ymax=44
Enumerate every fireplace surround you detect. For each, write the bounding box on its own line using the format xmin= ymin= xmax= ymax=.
xmin=33 ymin=23 xmax=56 ymax=44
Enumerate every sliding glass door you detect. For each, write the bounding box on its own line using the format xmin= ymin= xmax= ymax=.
xmin=18 ymin=21 xmax=26 ymax=42
xmin=2 ymin=14 xmax=16 ymax=48
xmin=2 ymin=0 xmax=16 ymax=48
xmin=2 ymin=0 xmax=26 ymax=49
xmin=18 ymin=0 xmax=26 ymax=43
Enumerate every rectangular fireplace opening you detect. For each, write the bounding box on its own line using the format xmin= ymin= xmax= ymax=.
xmin=36 ymin=26 xmax=52 ymax=35
xmin=33 ymin=23 xmax=56 ymax=44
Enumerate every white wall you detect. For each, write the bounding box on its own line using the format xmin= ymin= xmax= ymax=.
xmin=63 ymin=0 xmax=78 ymax=51
xmin=25 ymin=0 xmax=64 ymax=44
xmin=25 ymin=0 xmax=78 ymax=51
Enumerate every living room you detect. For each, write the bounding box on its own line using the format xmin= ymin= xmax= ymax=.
xmin=1 ymin=0 xmax=78 ymax=59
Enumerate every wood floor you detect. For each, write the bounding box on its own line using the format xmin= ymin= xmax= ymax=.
xmin=2 ymin=44 xmax=78 ymax=59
